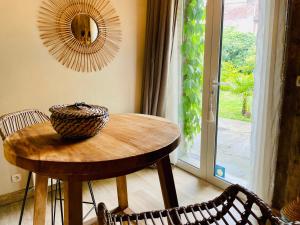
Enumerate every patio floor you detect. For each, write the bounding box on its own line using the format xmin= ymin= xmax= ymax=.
xmin=179 ymin=118 xmax=251 ymax=186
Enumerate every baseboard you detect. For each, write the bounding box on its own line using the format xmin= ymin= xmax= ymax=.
xmin=0 ymin=186 xmax=34 ymax=207
xmin=0 ymin=181 xmax=62 ymax=207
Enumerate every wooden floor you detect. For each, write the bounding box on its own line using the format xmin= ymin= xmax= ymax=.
xmin=0 ymin=167 xmax=222 ymax=225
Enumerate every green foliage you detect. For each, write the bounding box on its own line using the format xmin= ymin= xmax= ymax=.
xmin=221 ymin=61 xmax=254 ymax=98
xmin=181 ymin=0 xmax=206 ymax=146
xmin=222 ymin=27 xmax=256 ymax=67
xmin=221 ymin=61 xmax=254 ymax=116
xmin=221 ymin=27 xmax=256 ymax=116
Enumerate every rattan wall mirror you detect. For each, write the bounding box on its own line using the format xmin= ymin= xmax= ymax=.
xmin=38 ymin=0 xmax=121 ymax=72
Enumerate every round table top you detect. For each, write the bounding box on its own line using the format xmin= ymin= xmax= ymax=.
xmin=3 ymin=113 xmax=180 ymax=180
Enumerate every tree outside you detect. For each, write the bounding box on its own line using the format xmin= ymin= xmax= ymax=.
xmin=220 ymin=27 xmax=256 ymax=118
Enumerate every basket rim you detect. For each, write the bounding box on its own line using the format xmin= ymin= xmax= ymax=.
xmin=50 ymin=113 xmax=109 ymax=120
xmin=49 ymin=103 xmax=109 ymax=119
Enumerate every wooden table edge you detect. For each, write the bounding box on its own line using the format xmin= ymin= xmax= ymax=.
xmin=3 ymin=135 xmax=180 ymax=181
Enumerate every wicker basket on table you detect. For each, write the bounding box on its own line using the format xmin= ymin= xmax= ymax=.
xmin=49 ymin=102 xmax=109 ymax=139
xmin=97 ymin=184 xmax=300 ymax=225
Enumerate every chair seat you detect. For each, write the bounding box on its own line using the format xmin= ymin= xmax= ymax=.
xmin=97 ymin=184 xmax=300 ymax=225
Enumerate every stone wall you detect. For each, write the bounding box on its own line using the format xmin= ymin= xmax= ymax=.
xmin=272 ymin=0 xmax=300 ymax=210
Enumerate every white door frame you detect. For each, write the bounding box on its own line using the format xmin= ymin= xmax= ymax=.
xmin=201 ymin=0 xmax=232 ymax=189
xmin=177 ymin=0 xmax=231 ymax=190
xmin=176 ymin=0 xmax=215 ymax=178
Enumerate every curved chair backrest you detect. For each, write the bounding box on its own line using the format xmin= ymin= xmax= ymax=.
xmin=0 ymin=109 xmax=49 ymax=141
xmin=98 ymin=184 xmax=300 ymax=225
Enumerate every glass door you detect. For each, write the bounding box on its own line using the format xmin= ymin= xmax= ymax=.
xmin=206 ymin=0 xmax=259 ymax=188
xmin=177 ymin=0 xmax=259 ymax=189
xmin=177 ymin=0 xmax=223 ymax=178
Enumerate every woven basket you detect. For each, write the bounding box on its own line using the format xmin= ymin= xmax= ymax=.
xmin=49 ymin=103 xmax=109 ymax=138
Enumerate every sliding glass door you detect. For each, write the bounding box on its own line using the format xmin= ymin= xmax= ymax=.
xmin=177 ymin=0 xmax=259 ymax=189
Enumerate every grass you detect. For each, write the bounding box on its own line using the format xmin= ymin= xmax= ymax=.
xmin=218 ymin=91 xmax=252 ymax=122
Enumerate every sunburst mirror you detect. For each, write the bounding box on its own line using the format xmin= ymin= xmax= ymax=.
xmin=38 ymin=0 xmax=122 ymax=72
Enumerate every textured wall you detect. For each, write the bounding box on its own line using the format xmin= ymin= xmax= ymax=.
xmin=272 ymin=0 xmax=300 ymax=210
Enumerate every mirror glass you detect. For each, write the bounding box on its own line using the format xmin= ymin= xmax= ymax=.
xmin=71 ymin=14 xmax=99 ymax=45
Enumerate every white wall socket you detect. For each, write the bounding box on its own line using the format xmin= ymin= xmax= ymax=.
xmin=11 ymin=174 xmax=22 ymax=183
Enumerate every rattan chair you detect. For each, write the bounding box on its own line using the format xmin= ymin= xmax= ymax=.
xmin=0 ymin=110 xmax=53 ymax=225
xmin=97 ymin=184 xmax=300 ymax=225
xmin=0 ymin=109 xmax=98 ymax=225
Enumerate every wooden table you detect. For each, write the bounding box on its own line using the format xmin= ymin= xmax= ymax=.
xmin=3 ymin=113 xmax=180 ymax=225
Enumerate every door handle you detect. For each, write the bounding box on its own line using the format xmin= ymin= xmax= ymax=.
xmin=212 ymin=80 xmax=230 ymax=87
xmin=208 ymin=83 xmax=215 ymax=123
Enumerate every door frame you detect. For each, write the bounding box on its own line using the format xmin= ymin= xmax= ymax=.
xmin=200 ymin=0 xmax=231 ymax=189
xmin=177 ymin=0 xmax=232 ymax=190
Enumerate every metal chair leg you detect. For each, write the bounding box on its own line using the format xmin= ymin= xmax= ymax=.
xmin=17 ymin=174 xmax=59 ymax=225
xmin=83 ymin=181 xmax=98 ymax=221
xmin=53 ymin=180 xmax=64 ymax=225
xmin=53 ymin=180 xmax=97 ymax=223
xmin=18 ymin=171 xmax=32 ymax=225
xmin=58 ymin=180 xmax=64 ymax=225
xmin=88 ymin=181 xmax=98 ymax=215
xmin=50 ymin=179 xmax=55 ymax=225
xmin=53 ymin=181 xmax=58 ymax=224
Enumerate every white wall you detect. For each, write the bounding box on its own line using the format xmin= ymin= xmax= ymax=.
xmin=0 ymin=0 xmax=147 ymax=195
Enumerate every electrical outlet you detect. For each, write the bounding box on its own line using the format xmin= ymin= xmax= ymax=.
xmin=11 ymin=174 xmax=22 ymax=183
xmin=296 ymin=76 xmax=300 ymax=87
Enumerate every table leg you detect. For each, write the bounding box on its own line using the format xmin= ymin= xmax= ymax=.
xmin=33 ymin=175 xmax=48 ymax=225
xmin=116 ymin=176 xmax=128 ymax=210
xmin=157 ymin=155 xmax=179 ymax=208
xmin=64 ymin=180 xmax=83 ymax=225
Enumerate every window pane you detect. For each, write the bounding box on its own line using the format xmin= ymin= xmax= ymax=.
xmin=214 ymin=0 xmax=258 ymax=185
xmin=178 ymin=0 xmax=207 ymax=168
